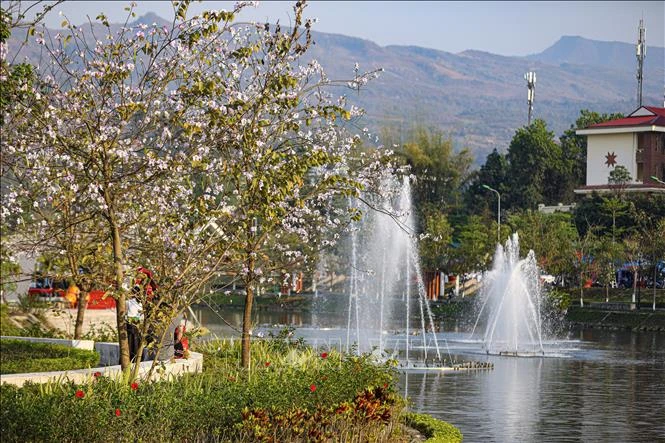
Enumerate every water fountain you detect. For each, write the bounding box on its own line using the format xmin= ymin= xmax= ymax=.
xmin=344 ymin=174 xmax=442 ymax=365
xmin=473 ymin=233 xmax=546 ymax=356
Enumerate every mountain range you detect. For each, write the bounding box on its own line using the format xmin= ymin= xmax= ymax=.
xmin=9 ymin=14 xmax=664 ymax=164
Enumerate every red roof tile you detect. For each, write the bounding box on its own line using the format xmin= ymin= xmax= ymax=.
xmin=587 ymin=106 xmax=665 ymax=129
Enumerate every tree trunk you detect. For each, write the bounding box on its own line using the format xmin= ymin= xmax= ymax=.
xmin=66 ymin=252 xmax=86 ymax=340
xmin=241 ymin=255 xmax=255 ymax=369
xmin=111 ymin=222 xmax=130 ymax=370
xmin=632 ymin=268 xmax=638 ymax=307
xmin=74 ymin=291 xmax=86 ymax=339
xmin=654 ymin=265 xmax=657 ymax=312
xmin=579 ymin=272 xmax=584 ymax=308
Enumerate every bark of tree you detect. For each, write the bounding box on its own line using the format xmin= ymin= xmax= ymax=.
xmin=653 ymin=266 xmax=658 ymax=311
xmin=241 ymin=254 xmax=255 ymax=369
xmin=111 ymin=219 xmax=130 ymax=370
xmin=579 ymin=271 xmax=584 ymax=308
xmin=74 ymin=291 xmax=86 ymax=339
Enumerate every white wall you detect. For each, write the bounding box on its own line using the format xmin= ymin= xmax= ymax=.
xmin=586 ymin=133 xmax=636 ymax=186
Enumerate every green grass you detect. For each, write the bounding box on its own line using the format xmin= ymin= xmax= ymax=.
xmin=0 ymin=339 xmax=100 ymax=374
xmin=566 ymin=288 xmax=665 ymax=305
xmin=566 ymin=306 xmax=665 ymax=330
xmin=199 ymin=292 xmax=311 ymax=310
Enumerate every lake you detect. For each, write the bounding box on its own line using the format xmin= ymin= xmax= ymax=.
xmin=191 ymin=305 xmax=665 ymax=442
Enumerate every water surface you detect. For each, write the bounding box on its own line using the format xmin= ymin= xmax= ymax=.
xmin=194 ymin=306 xmax=665 ymax=442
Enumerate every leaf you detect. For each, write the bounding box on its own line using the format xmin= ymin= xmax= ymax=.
xmin=61 ymin=20 xmax=68 ymax=28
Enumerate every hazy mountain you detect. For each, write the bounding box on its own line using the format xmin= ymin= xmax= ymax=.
xmin=527 ymin=35 xmax=664 ymax=73
xmin=8 ymin=15 xmax=663 ymax=164
xmin=305 ymin=32 xmax=663 ymax=163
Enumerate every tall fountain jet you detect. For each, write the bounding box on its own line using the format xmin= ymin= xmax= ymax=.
xmin=477 ymin=233 xmax=545 ymax=356
xmin=345 ymin=174 xmax=441 ymax=363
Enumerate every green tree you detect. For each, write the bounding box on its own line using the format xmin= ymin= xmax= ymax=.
xmin=451 ymin=215 xmax=492 ymax=295
xmin=602 ymin=165 xmax=632 ymax=242
xmin=507 ymin=210 xmax=578 ymax=280
xmin=573 ymin=227 xmax=599 ymax=307
xmin=183 ymin=2 xmax=387 ymax=368
xmin=397 ymin=126 xmax=473 ymax=226
xmin=506 ymin=119 xmax=566 ymax=209
xmin=633 ymin=209 xmax=665 ymax=311
xmin=464 ymin=148 xmax=508 ymax=217
xmin=595 ymin=236 xmax=624 ymax=302
xmin=419 ymin=212 xmax=453 ymax=271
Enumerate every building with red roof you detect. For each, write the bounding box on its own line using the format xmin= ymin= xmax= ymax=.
xmin=575 ymin=106 xmax=665 ymax=194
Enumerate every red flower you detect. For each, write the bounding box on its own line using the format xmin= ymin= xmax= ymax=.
xmin=93 ymin=371 xmax=102 ymax=378
xmin=320 ymin=352 xmax=328 ymax=359
xmin=75 ymin=390 xmax=85 ymax=398
xmin=383 ymin=383 xmax=389 ymax=388
xmin=265 ymin=361 xmax=271 ymax=367
xmin=115 ymin=408 xmax=121 ymax=417
xmin=310 ymin=384 xmax=317 ymax=392
xmin=130 ymin=382 xmax=139 ymax=391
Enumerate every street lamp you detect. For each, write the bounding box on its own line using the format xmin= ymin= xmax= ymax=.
xmin=482 ymin=184 xmax=501 ymax=244
xmin=650 ymin=175 xmax=665 ymax=185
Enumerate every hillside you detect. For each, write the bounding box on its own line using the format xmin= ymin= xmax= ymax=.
xmin=8 ymin=16 xmax=663 ymax=164
xmin=527 ymin=35 xmax=664 ymax=73
xmin=306 ymin=32 xmax=662 ymax=162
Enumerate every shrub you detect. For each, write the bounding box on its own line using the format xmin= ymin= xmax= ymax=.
xmin=0 ymin=339 xmax=100 ymax=374
xmin=0 ymin=340 xmax=404 ymax=442
xmin=404 ymin=412 xmax=463 ymax=443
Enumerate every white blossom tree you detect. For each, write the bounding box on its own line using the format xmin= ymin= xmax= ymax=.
xmin=2 ymin=1 xmax=246 ymax=373
xmin=177 ymin=0 xmax=392 ymax=367
xmin=2 ymin=0 xmax=393 ymax=374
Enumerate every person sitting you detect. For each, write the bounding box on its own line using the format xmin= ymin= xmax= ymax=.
xmin=126 ymin=284 xmax=144 ymax=363
xmin=173 ymin=317 xmax=189 ymax=359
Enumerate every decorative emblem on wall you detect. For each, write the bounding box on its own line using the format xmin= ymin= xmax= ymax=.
xmin=605 ymin=151 xmax=617 ymax=167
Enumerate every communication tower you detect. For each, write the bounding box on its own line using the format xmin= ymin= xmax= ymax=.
xmin=525 ymin=71 xmax=536 ymax=125
xmin=636 ymin=19 xmax=646 ymax=107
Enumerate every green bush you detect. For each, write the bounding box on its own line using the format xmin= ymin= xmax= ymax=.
xmin=0 ymin=340 xmax=405 ymax=442
xmin=405 ymin=412 xmax=463 ymax=443
xmin=0 ymin=339 xmax=100 ymax=374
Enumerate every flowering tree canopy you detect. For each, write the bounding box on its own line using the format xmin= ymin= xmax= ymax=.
xmin=2 ymin=0 xmax=393 ymax=372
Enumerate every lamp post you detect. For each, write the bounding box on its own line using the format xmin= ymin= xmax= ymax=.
xmin=482 ymin=184 xmax=501 ymax=244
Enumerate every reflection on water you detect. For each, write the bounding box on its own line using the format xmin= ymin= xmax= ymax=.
xmin=402 ymin=329 xmax=665 ymax=442
xmin=194 ymin=307 xmax=311 ymax=335
xmin=195 ymin=306 xmax=665 ymax=442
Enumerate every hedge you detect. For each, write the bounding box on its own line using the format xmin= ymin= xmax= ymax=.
xmin=0 ymin=339 xmax=100 ymax=374
xmin=405 ymin=412 xmax=463 ymax=443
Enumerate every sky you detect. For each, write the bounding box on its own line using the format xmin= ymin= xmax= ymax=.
xmin=35 ymin=1 xmax=665 ymax=56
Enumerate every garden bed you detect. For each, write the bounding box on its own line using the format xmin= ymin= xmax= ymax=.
xmin=0 ymin=335 xmax=460 ymax=442
xmin=0 ymin=339 xmax=99 ymax=375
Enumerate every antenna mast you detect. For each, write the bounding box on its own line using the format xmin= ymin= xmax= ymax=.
xmin=525 ymin=71 xmax=536 ymax=125
xmin=636 ymin=19 xmax=646 ymax=107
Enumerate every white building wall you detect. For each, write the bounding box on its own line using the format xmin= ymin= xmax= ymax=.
xmin=586 ymin=133 xmax=636 ymax=186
